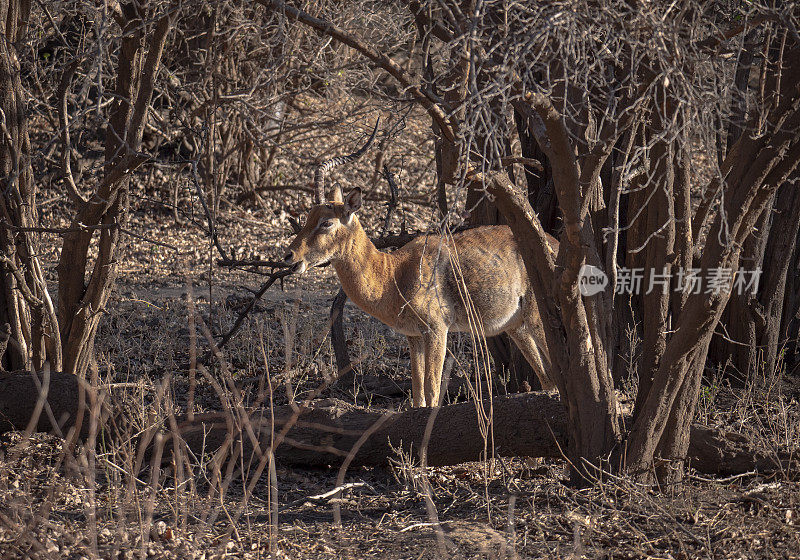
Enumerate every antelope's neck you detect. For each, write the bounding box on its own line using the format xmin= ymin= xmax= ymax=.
xmin=332 ymin=222 xmax=397 ymax=320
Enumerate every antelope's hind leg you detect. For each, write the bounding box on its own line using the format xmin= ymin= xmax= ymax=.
xmin=508 ymin=325 xmax=556 ymax=391
xmin=423 ymin=329 xmax=448 ymax=407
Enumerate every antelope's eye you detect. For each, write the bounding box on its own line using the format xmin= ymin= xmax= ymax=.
xmin=319 ymin=220 xmax=335 ymax=230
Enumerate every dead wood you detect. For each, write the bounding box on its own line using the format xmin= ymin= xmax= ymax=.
xmin=0 ymin=370 xmax=100 ymax=438
xmin=169 ymin=398 xmax=794 ymax=476
xmin=0 ymin=371 xmax=791 ymax=476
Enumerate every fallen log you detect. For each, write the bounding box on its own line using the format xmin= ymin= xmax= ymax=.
xmin=0 ymin=370 xmax=99 ymax=438
xmin=172 ymin=397 xmax=793 ymax=476
xmin=0 ymin=371 xmax=793 ymax=476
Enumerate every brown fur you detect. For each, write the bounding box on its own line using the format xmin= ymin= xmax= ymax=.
xmin=285 ymin=189 xmax=556 ymax=407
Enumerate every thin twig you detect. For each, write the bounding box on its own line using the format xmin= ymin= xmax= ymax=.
xmin=190 ymin=125 xmax=231 ymax=262
xmin=210 ymin=268 xmax=294 ymax=356
xmin=57 ymin=57 xmax=88 ymax=205
xmin=120 ymin=228 xmax=179 ymax=251
xmin=0 ymin=221 xmax=116 ymax=234
xmin=216 ymin=258 xmax=288 ymax=268
xmin=381 ymin=164 xmax=400 ymax=238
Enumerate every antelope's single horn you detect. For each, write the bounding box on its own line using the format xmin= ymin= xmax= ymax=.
xmin=313 ymin=118 xmax=380 ymax=204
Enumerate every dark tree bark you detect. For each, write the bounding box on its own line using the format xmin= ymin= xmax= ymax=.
xmin=712 ymin=178 xmax=800 ymax=380
xmin=173 ymin=397 xmax=784 ymax=476
xmin=708 ymin=30 xmax=800 ymax=382
xmin=0 ymin=370 xmax=102 ymax=438
xmin=782 ymin=229 xmax=800 ymax=375
xmin=0 ymin=0 xmax=60 ymax=372
xmin=514 ymin=108 xmax=559 ymax=234
xmin=626 ymin=46 xmax=800 ymax=481
xmin=633 ymin=101 xmax=677 ymax=420
xmin=0 ymin=371 xmax=791 ymax=477
xmin=709 ymin=196 xmax=771 ymax=380
xmin=754 ymin=179 xmax=800 ymax=378
xmin=56 ymin=2 xmax=174 ymax=377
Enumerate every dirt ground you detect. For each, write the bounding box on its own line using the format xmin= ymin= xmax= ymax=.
xmin=1 ymin=105 xmax=799 ymax=560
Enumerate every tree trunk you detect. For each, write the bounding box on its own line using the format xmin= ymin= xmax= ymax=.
xmin=0 ymin=370 xmax=102 ymax=438
xmin=709 ymin=197 xmax=772 ymax=381
xmin=718 ymin=178 xmax=800 ymax=379
xmin=633 ymin=114 xmax=676 ymax=420
xmin=482 ymin=164 xmax=622 ymax=483
xmin=781 ymin=230 xmax=800 ymax=375
xmin=57 ymin=3 xmax=174 ymax=377
xmin=624 ymin=39 xmax=800 ymax=481
xmin=0 ymin=0 xmax=60 ymax=372
xmin=653 ymin=338 xmax=710 ymax=483
xmin=513 ymin=108 xmax=559 ymax=234
xmin=0 ymin=371 xmax=791 ymax=477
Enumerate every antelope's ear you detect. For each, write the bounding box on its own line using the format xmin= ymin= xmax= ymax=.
xmin=343 ymin=188 xmax=362 ymax=220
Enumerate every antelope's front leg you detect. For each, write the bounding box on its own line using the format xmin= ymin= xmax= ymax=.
xmin=423 ymin=329 xmax=447 ymax=407
xmin=407 ymin=336 xmax=425 ymax=407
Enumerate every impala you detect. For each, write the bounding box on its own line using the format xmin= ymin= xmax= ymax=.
xmin=284 ymin=123 xmax=556 ymax=407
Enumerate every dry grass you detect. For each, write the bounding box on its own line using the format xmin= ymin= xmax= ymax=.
xmin=2 ymin=94 xmax=799 ymax=560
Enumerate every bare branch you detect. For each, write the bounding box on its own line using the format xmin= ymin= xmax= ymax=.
xmin=57 ymin=58 xmax=88 ymax=205
xmin=255 ymin=0 xmax=456 ymax=142
xmin=514 ymin=92 xmax=582 ymax=242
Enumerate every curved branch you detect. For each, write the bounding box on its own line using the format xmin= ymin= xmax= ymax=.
xmin=513 ymin=93 xmax=582 ymax=243
xmin=408 ymin=0 xmax=454 ymax=43
xmin=255 ymin=0 xmax=456 ymax=143
xmin=57 ymin=59 xmax=88 ymax=206
xmin=126 ymin=8 xmax=175 ymax=153
xmin=0 ymin=256 xmax=42 ymax=307
xmin=212 ymin=268 xmax=294 ymax=356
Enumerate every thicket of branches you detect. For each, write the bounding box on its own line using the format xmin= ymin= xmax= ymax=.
xmin=0 ymin=0 xmax=798 ymax=489
xmin=1 ymin=0 xmax=412 ymax=375
xmin=243 ymin=0 xmax=800 ymax=484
